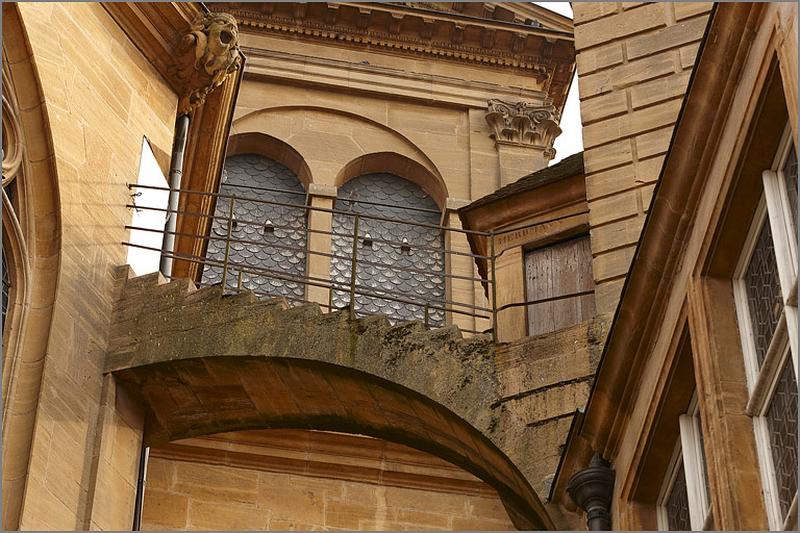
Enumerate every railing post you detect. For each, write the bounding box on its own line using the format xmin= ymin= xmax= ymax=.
xmin=237 ymin=269 xmax=243 ymax=292
xmin=423 ymin=302 xmax=430 ymax=329
xmin=490 ymin=233 xmax=498 ymax=342
xmin=349 ymin=214 xmax=360 ymax=319
xmin=220 ymin=197 xmax=235 ymax=293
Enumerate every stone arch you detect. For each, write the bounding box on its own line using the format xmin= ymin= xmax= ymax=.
xmin=231 ymin=106 xmax=444 ymax=192
xmin=226 ymin=131 xmax=312 ymax=187
xmin=335 ymin=152 xmax=448 ymax=209
xmin=202 ymin=151 xmax=309 ymax=303
xmin=1 ymin=4 xmax=62 ymax=529
xmin=107 ymin=276 xmax=556 ymax=530
xmin=118 ymin=356 xmax=547 ymax=530
xmin=329 ymin=171 xmax=446 ymax=325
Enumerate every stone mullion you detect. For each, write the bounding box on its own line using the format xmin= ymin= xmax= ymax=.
xmin=444 ymin=208 xmax=476 ymax=334
xmin=686 ymin=277 xmax=769 ymax=530
xmin=305 ymin=185 xmax=336 ymax=309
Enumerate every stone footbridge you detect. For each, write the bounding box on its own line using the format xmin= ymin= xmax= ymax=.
xmin=107 ymin=268 xmax=606 ymax=530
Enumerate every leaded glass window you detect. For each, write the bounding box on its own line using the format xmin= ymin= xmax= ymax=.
xmin=743 ymin=220 xmax=783 ymax=366
xmin=782 ymin=144 xmax=797 ymax=227
xmin=734 ymin=124 xmax=798 ymax=530
xmin=661 ymin=395 xmax=713 ymax=531
xmin=203 ymin=154 xmax=307 ymax=303
xmin=765 ymin=358 xmax=798 ymax=519
xmin=330 ymin=173 xmax=445 ymax=326
xmin=665 ymin=464 xmax=691 ymax=531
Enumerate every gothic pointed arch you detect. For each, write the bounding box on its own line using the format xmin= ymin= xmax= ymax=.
xmin=1 ymin=3 xmax=62 ymax=529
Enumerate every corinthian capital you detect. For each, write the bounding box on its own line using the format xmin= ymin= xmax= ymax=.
xmin=171 ymin=12 xmax=242 ymax=115
xmin=485 ymin=99 xmax=562 ymax=151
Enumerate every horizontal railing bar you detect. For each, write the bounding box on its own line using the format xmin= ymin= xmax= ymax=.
xmin=495 ymin=289 xmax=596 ymax=312
xmin=168 ymin=273 xmax=489 ymax=332
xmin=128 ymin=183 xmax=492 ymax=236
xmin=126 ymin=225 xmax=491 ymax=284
xmin=123 ymin=242 xmax=492 ymax=317
xmin=191 ymin=180 xmax=444 ymax=216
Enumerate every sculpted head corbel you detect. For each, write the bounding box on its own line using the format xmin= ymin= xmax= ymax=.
xmin=171 ymin=12 xmax=242 ymax=115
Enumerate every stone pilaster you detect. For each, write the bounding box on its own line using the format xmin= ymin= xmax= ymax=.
xmin=485 ymin=99 xmax=561 ymax=185
xmin=305 ymin=183 xmax=337 ymax=308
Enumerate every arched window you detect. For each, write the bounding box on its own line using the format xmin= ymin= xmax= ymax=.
xmin=2 ymin=88 xmax=21 ymax=337
xmin=203 ymin=154 xmax=307 ymax=303
xmin=330 ymin=173 xmax=445 ymax=325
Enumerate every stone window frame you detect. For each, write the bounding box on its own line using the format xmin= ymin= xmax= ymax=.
xmin=657 ymin=394 xmax=713 ymax=531
xmin=732 ymin=123 xmax=798 ymax=530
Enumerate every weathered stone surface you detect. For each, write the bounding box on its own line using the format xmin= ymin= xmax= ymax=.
xmin=107 ymin=270 xmax=559 ymax=530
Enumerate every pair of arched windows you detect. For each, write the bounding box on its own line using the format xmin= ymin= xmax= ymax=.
xmin=203 ymin=154 xmax=445 ymax=326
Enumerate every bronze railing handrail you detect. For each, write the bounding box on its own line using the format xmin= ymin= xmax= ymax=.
xmin=126 ymin=183 xmax=596 ymax=341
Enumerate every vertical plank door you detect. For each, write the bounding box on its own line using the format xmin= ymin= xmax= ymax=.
xmin=525 ymin=236 xmax=595 ymax=336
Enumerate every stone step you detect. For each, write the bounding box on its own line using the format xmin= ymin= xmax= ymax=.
xmin=182 ymin=283 xmax=224 ymax=306
xmin=124 ymin=271 xmax=167 ymax=293
xmin=116 ymin=273 xmax=477 ymax=352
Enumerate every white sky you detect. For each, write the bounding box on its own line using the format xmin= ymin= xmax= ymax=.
xmin=534 ymin=2 xmax=583 ymax=165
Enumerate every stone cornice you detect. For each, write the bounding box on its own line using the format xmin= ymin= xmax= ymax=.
xmin=210 ymin=2 xmax=575 ymax=110
xmin=151 ymin=430 xmax=499 ymax=498
xmin=241 ymin=47 xmax=549 ymax=110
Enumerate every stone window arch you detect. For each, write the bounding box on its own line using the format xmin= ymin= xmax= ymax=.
xmin=202 ymin=153 xmax=308 ymax=303
xmin=330 ymin=173 xmax=446 ymax=325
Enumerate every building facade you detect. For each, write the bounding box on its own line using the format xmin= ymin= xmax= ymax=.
xmin=1 ymin=2 xmax=797 ymax=532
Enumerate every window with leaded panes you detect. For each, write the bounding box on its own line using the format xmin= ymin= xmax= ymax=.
xmin=658 ymin=395 xmax=713 ymax=531
xmin=734 ymin=124 xmax=798 ymax=530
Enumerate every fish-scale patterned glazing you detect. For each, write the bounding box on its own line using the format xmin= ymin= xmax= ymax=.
xmin=330 ymin=173 xmax=445 ymax=325
xmin=202 ymin=154 xmax=307 ymax=302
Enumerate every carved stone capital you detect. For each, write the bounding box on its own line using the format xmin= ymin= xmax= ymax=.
xmin=171 ymin=12 xmax=242 ymax=115
xmin=485 ymin=99 xmax=561 ymax=153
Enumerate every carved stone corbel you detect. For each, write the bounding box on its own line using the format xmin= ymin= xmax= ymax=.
xmin=170 ymin=12 xmax=242 ymax=115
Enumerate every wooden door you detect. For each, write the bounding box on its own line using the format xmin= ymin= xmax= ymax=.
xmin=525 ymin=236 xmax=595 ymax=336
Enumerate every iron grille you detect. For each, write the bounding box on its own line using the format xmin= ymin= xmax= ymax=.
xmin=783 ymin=144 xmax=798 ymax=227
xmin=744 ymin=220 xmax=783 ymax=367
xmin=330 ymin=173 xmax=445 ymax=325
xmin=666 ymin=462 xmax=691 ymax=531
xmin=766 ymin=358 xmax=798 ymax=520
xmin=202 ymin=154 xmax=307 ymax=303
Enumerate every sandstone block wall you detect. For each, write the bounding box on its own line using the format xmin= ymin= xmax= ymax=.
xmin=495 ymin=313 xmax=609 ymax=504
xmin=12 ymin=3 xmax=177 ymax=529
xmin=141 ymin=430 xmax=515 ymax=531
xmin=573 ymin=2 xmax=711 ymax=314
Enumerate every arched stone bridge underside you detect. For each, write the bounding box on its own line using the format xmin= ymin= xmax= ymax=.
xmin=107 ymin=268 xmax=554 ymax=530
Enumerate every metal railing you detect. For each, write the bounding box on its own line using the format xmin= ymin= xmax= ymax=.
xmin=124 ymin=183 xmax=594 ymax=341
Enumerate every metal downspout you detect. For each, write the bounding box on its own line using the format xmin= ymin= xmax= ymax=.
xmin=132 ymin=113 xmax=189 ymax=529
xmin=160 ymin=113 xmax=190 ymax=278
xmin=131 ymin=444 xmax=149 ymax=530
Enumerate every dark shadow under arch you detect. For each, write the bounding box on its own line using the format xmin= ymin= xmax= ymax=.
xmin=227 ymin=131 xmax=313 ymax=187
xmin=113 ymin=356 xmax=554 ymax=530
xmin=336 ymin=152 xmax=448 ymax=209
